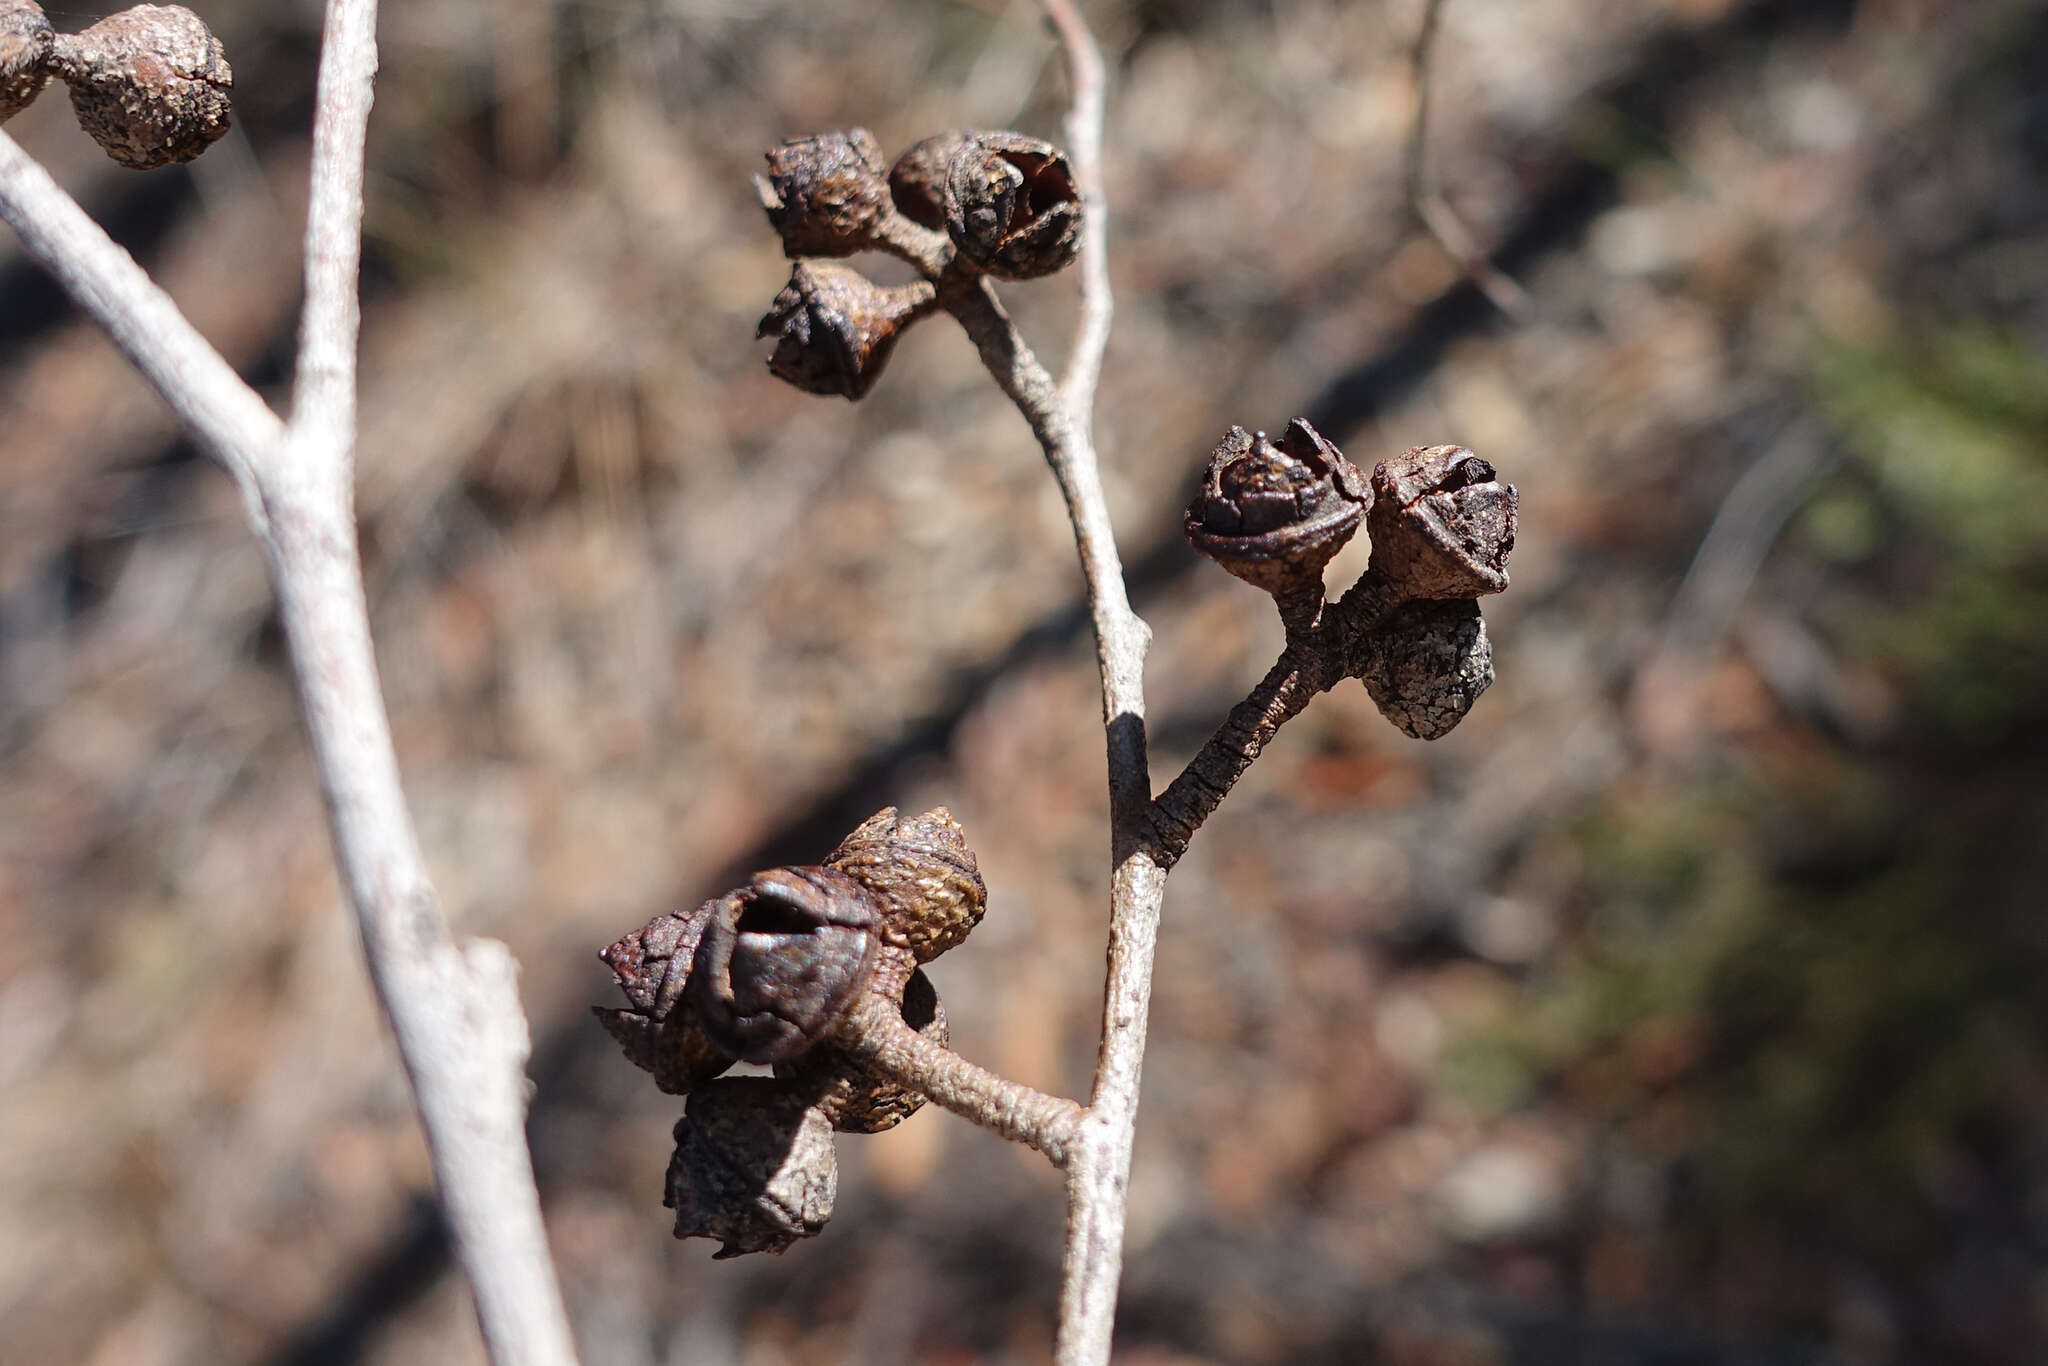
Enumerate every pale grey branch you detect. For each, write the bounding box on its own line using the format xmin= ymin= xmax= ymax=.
xmin=1026 ymin=7 xmax=1172 ymax=1366
xmin=0 ymin=5 xmax=580 ymax=1362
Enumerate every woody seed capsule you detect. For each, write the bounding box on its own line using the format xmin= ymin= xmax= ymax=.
xmin=666 ymin=1076 xmax=837 ymax=1258
xmin=1355 ymin=597 xmax=1494 ymax=740
xmin=1186 ymin=419 xmax=1370 ymax=602
xmin=942 ymin=131 xmax=1082 ymax=280
xmin=755 ymin=127 xmax=891 ymax=258
xmin=49 ymin=5 xmax=232 ymax=169
xmin=777 ymin=966 xmax=949 ymax=1133
xmin=0 ymin=0 xmax=52 ymax=124
xmin=592 ymin=899 xmax=733 ymax=1096
xmin=689 ymin=866 xmax=881 ymax=1064
xmin=824 ymin=805 xmax=986 ymax=961
xmin=757 ymin=262 xmax=938 ymax=401
xmin=888 ymin=130 xmax=971 ymax=230
xmin=1367 ymin=444 xmax=1518 ymax=600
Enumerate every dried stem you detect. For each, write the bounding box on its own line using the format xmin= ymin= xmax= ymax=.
xmin=993 ymin=7 xmax=1172 ymax=1365
xmin=1149 ymin=651 xmax=1328 ymax=865
xmin=0 ymin=131 xmax=283 ymax=496
xmin=1149 ymin=571 xmax=1413 ymax=864
xmin=873 ymin=4 xmax=1159 ymax=1357
xmin=834 ymin=995 xmax=1084 ymax=1166
xmin=0 ymin=5 xmax=580 ymax=1364
xmin=936 ymin=247 xmax=1165 ymax=1366
xmin=293 ymin=0 xmax=375 ymax=448
xmin=870 ymin=209 xmax=951 ymax=276
xmin=1044 ymin=0 xmax=1111 ymax=417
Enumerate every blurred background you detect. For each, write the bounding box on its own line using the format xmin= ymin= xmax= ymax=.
xmin=4 ymin=0 xmax=2046 ymax=1362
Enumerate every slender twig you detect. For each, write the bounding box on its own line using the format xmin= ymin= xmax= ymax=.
xmin=0 ymin=131 xmax=283 ymax=499
xmin=880 ymin=5 xmax=1159 ymax=1358
xmin=834 ymin=995 xmax=1084 ymax=1166
xmin=293 ymin=0 xmax=376 ymax=451
xmin=1148 ymin=651 xmax=1328 ymax=865
xmin=937 ymin=269 xmax=1148 ymax=786
xmin=0 ymin=6 xmax=580 ymax=1364
xmin=1044 ymin=0 xmax=1111 ymax=418
xmin=1148 ymin=566 xmax=1417 ymax=865
xmin=928 ymin=245 xmax=1168 ymax=1365
xmin=1403 ymin=0 xmax=1530 ymax=319
xmin=871 ymin=210 xmax=951 ymax=276
xmin=1008 ymin=8 xmax=1176 ymax=1365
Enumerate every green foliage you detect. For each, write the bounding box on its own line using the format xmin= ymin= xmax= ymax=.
xmin=1810 ymin=327 xmax=2048 ymax=740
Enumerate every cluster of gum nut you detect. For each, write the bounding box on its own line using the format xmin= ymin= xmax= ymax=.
xmin=595 ymin=807 xmax=985 ymax=1258
xmin=751 ymin=126 xmax=1084 ymax=399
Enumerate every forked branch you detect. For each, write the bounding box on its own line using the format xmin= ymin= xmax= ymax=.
xmin=0 ymin=4 xmax=579 ymax=1364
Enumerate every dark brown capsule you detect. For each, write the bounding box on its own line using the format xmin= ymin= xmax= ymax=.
xmin=665 ymin=1076 xmax=837 ymax=1258
xmin=1367 ymin=445 xmax=1517 ymax=600
xmin=1355 ymin=597 xmax=1494 ymax=740
xmin=757 ymin=262 xmax=937 ymax=401
xmin=592 ymin=900 xmax=732 ymax=1096
xmin=49 ymin=5 xmax=232 ymax=170
xmin=824 ymin=805 xmax=986 ymax=962
xmin=942 ymin=131 xmax=1082 ymax=280
xmin=754 ymin=127 xmax=890 ymax=258
xmin=689 ymin=866 xmax=881 ymax=1064
xmin=887 ymin=130 xmax=971 ymax=230
xmin=0 ymin=0 xmax=52 ymax=124
xmin=1185 ymin=419 xmax=1370 ymax=601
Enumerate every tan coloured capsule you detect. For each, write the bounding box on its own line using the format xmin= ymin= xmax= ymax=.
xmin=592 ymin=899 xmax=734 ymax=1096
xmin=887 ymin=129 xmax=972 ymax=229
xmin=757 ymin=262 xmax=937 ymax=401
xmin=825 ymin=806 xmax=987 ymax=962
xmin=689 ymin=866 xmax=882 ymax=1064
xmin=1185 ymin=418 xmax=1369 ymax=602
xmin=1366 ymin=444 xmax=1518 ymax=600
xmin=1355 ymin=597 xmax=1494 ymax=740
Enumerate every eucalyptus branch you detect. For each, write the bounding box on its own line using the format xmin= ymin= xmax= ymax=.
xmin=0 ymin=130 xmax=282 ymax=493
xmin=833 ymin=993 xmax=1083 ymax=1166
xmin=1149 ymin=650 xmax=1328 ymax=865
xmin=1043 ymin=0 xmax=1110 ymax=415
xmin=0 ymin=6 xmax=578 ymax=1364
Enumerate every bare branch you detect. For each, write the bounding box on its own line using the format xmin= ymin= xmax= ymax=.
xmin=884 ymin=9 xmax=1161 ymax=1358
xmin=0 ymin=128 xmax=283 ymax=499
xmin=292 ymin=0 xmax=377 ymax=450
xmin=1148 ymin=651 xmax=1328 ymax=865
xmin=834 ymin=995 xmax=1084 ymax=1166
xmin=1 ymin=6 xmax=582 ymax=1362
xmin=1044 ymin=0 xmax=1111 ymax=419
xmin=973 ymin=7 xmax=1171 ymax=1364
xmin=936 ymin=267 xmax=1150 ymax=810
